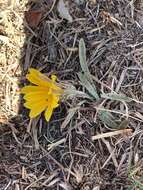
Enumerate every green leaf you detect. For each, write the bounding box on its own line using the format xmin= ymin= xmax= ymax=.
xmin=78 ymin=39 xmax=121 ymax=128
xmin=101 ymin=93 xmax=132 ymax=102
xmin=78 ymin=38 xmax=99 ymax=100
xmin=79 ymin=38 xmax=89 ymax=75
xmin=64 ymin=84 xmax=92 ymax=99
xmin=78 ymin=72 xmax=99 ymax=99
xmin=99 ymin=110 xmax=118 ymax=128
xmin=79 ymin=38 xmax=93 ymax=83
xmin=118 ymin=119 xmax=128 ymax=129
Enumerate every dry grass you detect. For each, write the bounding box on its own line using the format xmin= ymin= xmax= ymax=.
xmin=0 ymin=0 xmax=27 ymax=123
xmin=1 ymin=0 xmax=143 ymax=189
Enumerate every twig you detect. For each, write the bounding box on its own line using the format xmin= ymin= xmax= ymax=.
xmin=47 ymin=129 xmax=132 ymax=150
xmin=101 ymin=138 xmax=118 ymax=168
xmin=92 ymin=129 xmax=132 ymax=141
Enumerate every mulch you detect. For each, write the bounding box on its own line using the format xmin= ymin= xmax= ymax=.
xmin=0 ymin=0 xmax=143 ymax=189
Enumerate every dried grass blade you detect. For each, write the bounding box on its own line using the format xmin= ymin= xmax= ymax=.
xmin=61 ymin=107 xmax=79 ymax=128
xmin=92 ymin=129 xmax=132 ymax=141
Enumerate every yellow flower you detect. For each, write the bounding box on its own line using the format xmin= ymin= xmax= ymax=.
xmin=21 ymin=68 xmax=63 ymax=121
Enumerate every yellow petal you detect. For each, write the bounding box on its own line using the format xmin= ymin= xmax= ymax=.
xmin=48 ymin=94 xmax=59 ymax=108
xmin=21 ymin=86 xmax=48 ymax=94
xmin=26 ymin=68 xmax=61 ymax=91
xmin=21 ymin=85 xmax=63 ymax=97
xmin=23 ymin=91 xmax=49 ymax=101
xmin=24 ymin=99 xmax=47 ymax=109
xmin=44 ymin=106 xmax=54 ymax=121
xmin=21 ymin=69 xmax=63 ymax=121
xmin=25 ymin=100 xmax=48 ymax=118
xmin=44 ymin=94 xmax=60 ymax=121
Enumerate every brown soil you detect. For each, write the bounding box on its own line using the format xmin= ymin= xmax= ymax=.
xmin=0 ymin=0 xmax=143 ymax=189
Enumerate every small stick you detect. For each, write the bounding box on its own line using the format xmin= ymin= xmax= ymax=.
xmin=47 ymin=129 xmax=132 ymax=150
xmin=92 ymin=129 xmax=132 ymax=141
xmin=48 ymin=138 xmax=66 ymax=150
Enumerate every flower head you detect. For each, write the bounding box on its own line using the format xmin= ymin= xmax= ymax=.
xmin=21 ymin=68 xmax=63 ymax=121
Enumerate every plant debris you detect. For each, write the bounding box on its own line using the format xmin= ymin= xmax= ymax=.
xmin=1 ymin=0 xmax=143 ymax=189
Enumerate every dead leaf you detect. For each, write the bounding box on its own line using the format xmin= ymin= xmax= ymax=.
xmin=25 ymin=10 xmax=43 ymax=28
xmin=57 ymin=0 xmax=73 ymax=22
xmin=89 ymin=0 xmax=96 ymax=4
xmin=22 ymin=166 xmax=27 ymax=179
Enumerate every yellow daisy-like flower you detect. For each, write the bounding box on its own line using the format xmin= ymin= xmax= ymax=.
xmin=21 ymin=68 xmax=63 ymax=122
